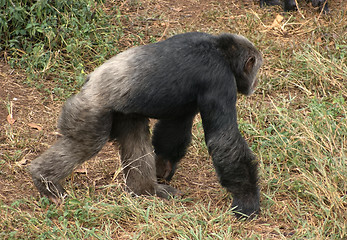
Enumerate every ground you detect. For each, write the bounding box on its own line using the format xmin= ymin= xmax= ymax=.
xmin=0 ymin=0 xmax=346 ymax=239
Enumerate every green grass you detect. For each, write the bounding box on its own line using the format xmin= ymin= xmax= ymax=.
xmin=0 ymin=0 xmax=346 ymax=239
xmin=1 ymin=0 xmax=123 ymax=98
xmin=1 ymin=196 xmax=243 ymax=239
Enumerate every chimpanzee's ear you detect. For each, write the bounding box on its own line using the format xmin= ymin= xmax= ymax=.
xmin=244 ymin=56 xmax=256 ymax=74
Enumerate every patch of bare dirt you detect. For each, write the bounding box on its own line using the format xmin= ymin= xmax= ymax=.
xmin=0 ymin=61 xmax=60 ymax=204
xmin=116 ymin=0 xmax=258 ymax=44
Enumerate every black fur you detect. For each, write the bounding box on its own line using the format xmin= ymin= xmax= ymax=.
xmin=260 ymin=0 xmax=329 ymax=12
xmin=30 ymin=32 xmax=263 ymax=218
xmin=152 ymin=115 xmax=195 ymax=181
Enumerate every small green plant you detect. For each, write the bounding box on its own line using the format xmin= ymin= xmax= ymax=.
xmin=0 ymin=0 xmax=123 ymax=98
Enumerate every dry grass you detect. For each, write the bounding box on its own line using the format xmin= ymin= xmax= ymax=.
xmin=0 ymin=0 xmax=346 ymax=239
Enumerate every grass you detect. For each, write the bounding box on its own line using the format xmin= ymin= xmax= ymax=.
xmin=0 ymin=0 xmax=346 ymax=239
xmin=1 ymin=0 xmax=123 ymax=98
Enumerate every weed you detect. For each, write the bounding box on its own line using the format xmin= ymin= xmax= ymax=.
xmin=0 ymin=0 xmax=123 ymax=98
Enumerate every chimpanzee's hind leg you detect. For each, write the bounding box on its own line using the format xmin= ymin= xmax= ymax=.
xmin=111 ymin=113 xmax=179 ymax=199
xmin=29 ymin=94 xmax=112 ymax=203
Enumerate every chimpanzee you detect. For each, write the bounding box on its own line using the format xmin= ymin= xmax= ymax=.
xmin=260 ymin=0 xmax=329 ymax=13
xmin=29 ymin=32 xmax=263 ymax=218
